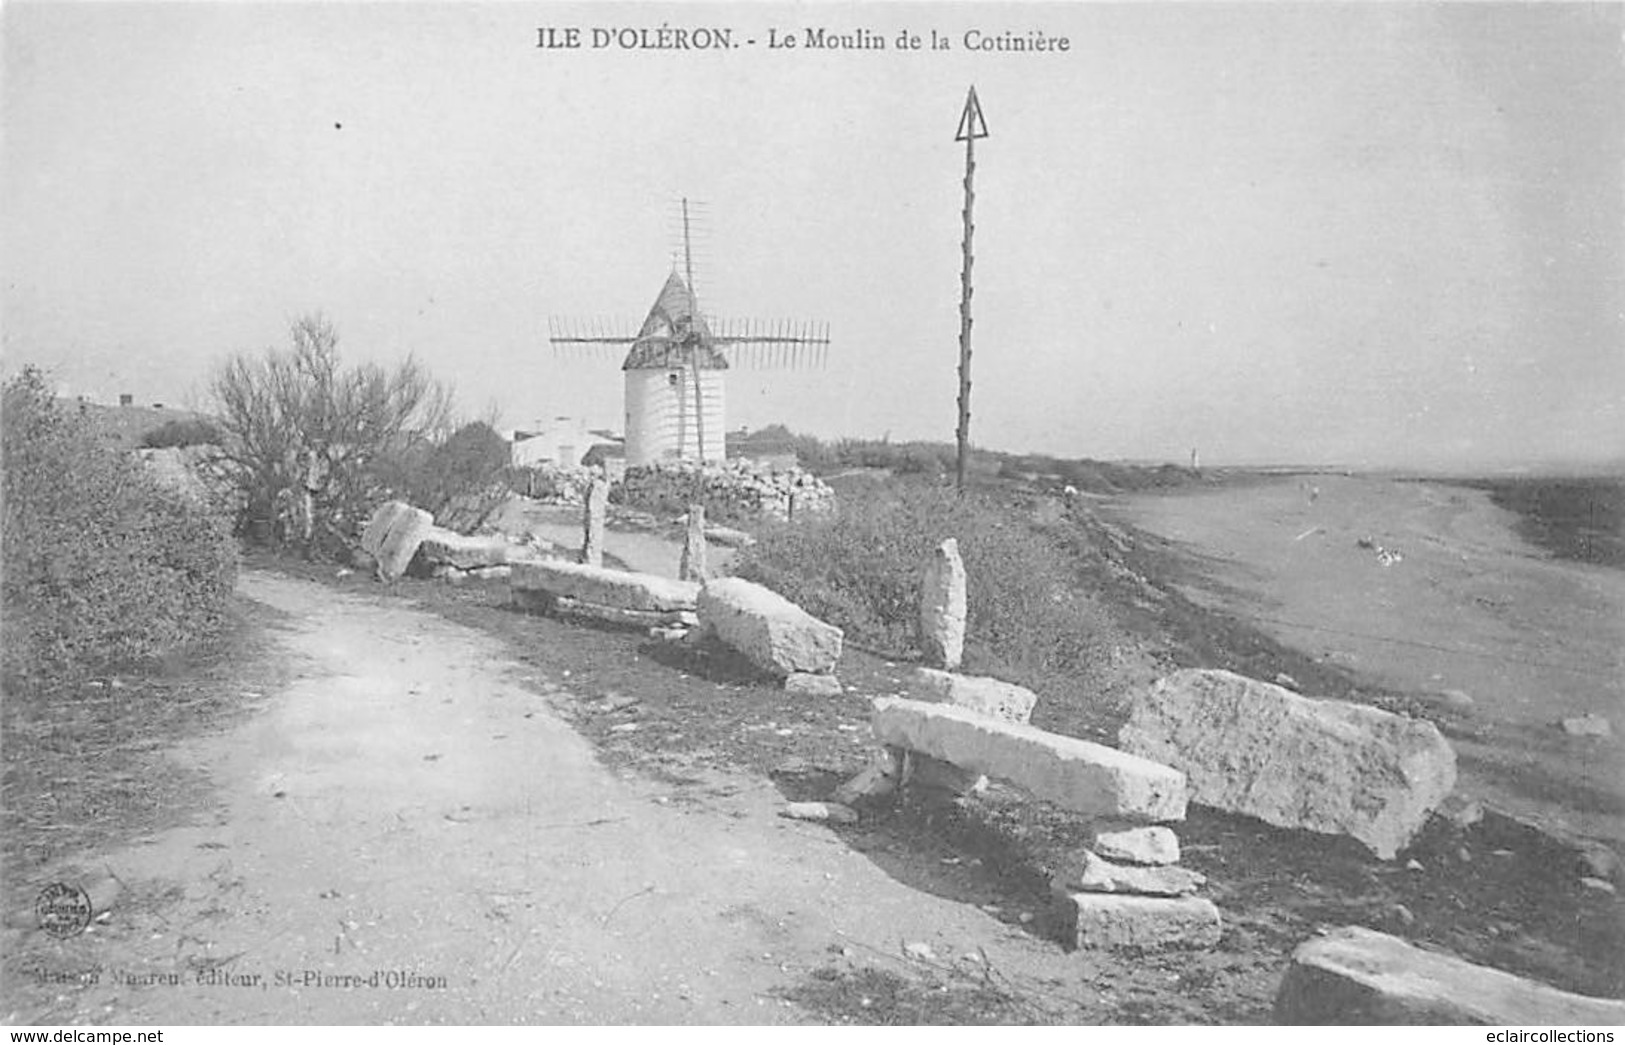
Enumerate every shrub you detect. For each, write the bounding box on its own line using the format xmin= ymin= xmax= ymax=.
xmin=210 ymin=314 xmax=452 ymax=552
xmin=2 ymin=368 xmax=238 ymax=684
xmin=140 ymin=417 xmax=224 ymax=449
xmin=733 ymin=481 xmax=1121 ymax=698
xmin=392 ymin=421 xmax=511 ymax=517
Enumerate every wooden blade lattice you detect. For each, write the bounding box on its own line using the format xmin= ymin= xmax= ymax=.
xmin=549 ymin=315 xmax=829 ymax=369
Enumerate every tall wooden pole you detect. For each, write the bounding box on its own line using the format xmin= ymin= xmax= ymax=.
xmin=954 ymin=86 xmax=988 ymax=492
xmin=683 ymin=197 xmax=707 ymax=464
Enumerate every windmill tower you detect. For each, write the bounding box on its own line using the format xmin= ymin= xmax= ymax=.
xmin=550 ymin=199 xmax=829 ymax=468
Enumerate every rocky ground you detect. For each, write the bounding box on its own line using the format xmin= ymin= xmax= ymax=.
xmin=4 ymin=475 xmax=1620 ymax=1024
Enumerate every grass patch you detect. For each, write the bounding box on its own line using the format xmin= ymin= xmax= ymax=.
xmin=1 ymin=596 xmax=290 ymax=883
xmin=732 ymin=481 xmax=1158 ymax=735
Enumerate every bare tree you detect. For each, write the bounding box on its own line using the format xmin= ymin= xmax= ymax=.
xmin=211 ymin=314 xmax=452 ymax=552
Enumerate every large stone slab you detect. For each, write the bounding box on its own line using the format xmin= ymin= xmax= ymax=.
xmin=1275 ymin=926 xmax=1625 ymax=1025
xmin=1120 ymin=669 xmax=1456 ymax=859
xmin=913 ymin=668 xmax=1036 ymax=724
xmin=697 ymin=577 xmax=843 ymax=678
xmin=360 ymin=501 xmax=411 ymax=558
xmin=907 ymin=669 xmax=1034 ymax=795
xmin=1056 ymin=892 xmax=1222 ymax=950
xmin=872 ymin=697 xmax=1187 ymax=823
xmin=373 ymin=503 xmax=433 ymax=580
xmin=545 ymin=596 xmax=693 ymax=630
xmin=1061 ymin=851 xmax=1205 ymax=897
xmin=510 ymin=560 xmax=699 ymax=613
xmin=418 ymin=528 xmax=512 ymax=569
xmin=918 ymin=538 xmax=967 ymax=670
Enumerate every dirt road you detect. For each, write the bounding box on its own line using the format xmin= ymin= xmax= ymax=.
xmin=1116 ymin=474 xmax=1625 ymax=845
xmin=7 ymin=570 xmax=1071 ymax=1025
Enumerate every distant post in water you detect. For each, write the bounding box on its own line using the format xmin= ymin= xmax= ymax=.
xmin=954 ymin=85 xmax=989 ymax=493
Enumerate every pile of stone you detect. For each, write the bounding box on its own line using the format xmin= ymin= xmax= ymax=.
xmin=1051 ymin=822 xmax=1218 ymax=951
xmin=512 ymin=463 xmax=601 ymax=506
xmin=617 ymin=460 xmax=836 ymax=523
xmin=510 ymin=559 xmax=700 ymax=635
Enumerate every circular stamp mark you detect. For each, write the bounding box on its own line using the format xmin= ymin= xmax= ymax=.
xmin=35 ymin=882 xmax=92 ymax=939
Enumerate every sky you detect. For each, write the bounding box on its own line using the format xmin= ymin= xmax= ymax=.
xmin=3 ymin=2 xmax=1621 ymax=471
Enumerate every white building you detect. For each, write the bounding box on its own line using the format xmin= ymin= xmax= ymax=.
xmin=509 ymin=416 xmax=593 ymax=468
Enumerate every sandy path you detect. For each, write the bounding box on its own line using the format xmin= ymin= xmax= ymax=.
xmin=1117 ymin=475 xmax=1625 ymax=843
xmin=13 ymin=570 xmax=1064 ymax=1025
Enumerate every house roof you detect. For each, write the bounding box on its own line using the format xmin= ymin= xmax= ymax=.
xmin=621 ymin=270 xmax=730 ymax=371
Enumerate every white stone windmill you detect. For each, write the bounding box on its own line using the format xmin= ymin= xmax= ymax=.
xmin=549 ymin=199 xmax=829 ymax=467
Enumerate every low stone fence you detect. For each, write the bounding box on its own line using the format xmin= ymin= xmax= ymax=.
xmin=506 ymin=464 xmax=601 ymax=507
xmin=615 ymin=460 xmax=835 ymax=524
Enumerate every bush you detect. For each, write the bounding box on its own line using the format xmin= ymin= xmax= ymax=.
xmin=733 ymin=481 xmax=1120 ymax=697
xmin=140 ymin=417 xmax=224 ymax=449
xmin=392 ymin=421 xmax=511 ymax=517
xmin=211 ymin=314 xmax=452 ymax=552
xmin=2 ymin=369 xmax=238 ymax=684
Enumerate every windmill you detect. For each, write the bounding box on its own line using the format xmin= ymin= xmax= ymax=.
xmin=549 ymin=199 xmax=830 ymax=468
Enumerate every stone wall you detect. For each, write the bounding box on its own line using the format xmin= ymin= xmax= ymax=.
xmin=507 ymin=463 xmax=601 ymax=507
xmin=615 ymin=460 xmax=835 ymax=524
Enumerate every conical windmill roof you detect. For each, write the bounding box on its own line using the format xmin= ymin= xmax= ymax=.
xmin=622 ymin=270 xmax=730 ymax=371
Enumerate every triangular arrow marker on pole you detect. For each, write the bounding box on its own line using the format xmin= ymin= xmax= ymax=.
xmin=955 ymin=85 xmax=989 ymax=142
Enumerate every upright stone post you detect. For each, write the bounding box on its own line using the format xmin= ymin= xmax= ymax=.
xmin=581 ymin=477 xmax=609 ymax=567
xmin=680 ymin=502 xmax=708 ymax=582
xmin=919 ymin=537 xmax=967 ymax=670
